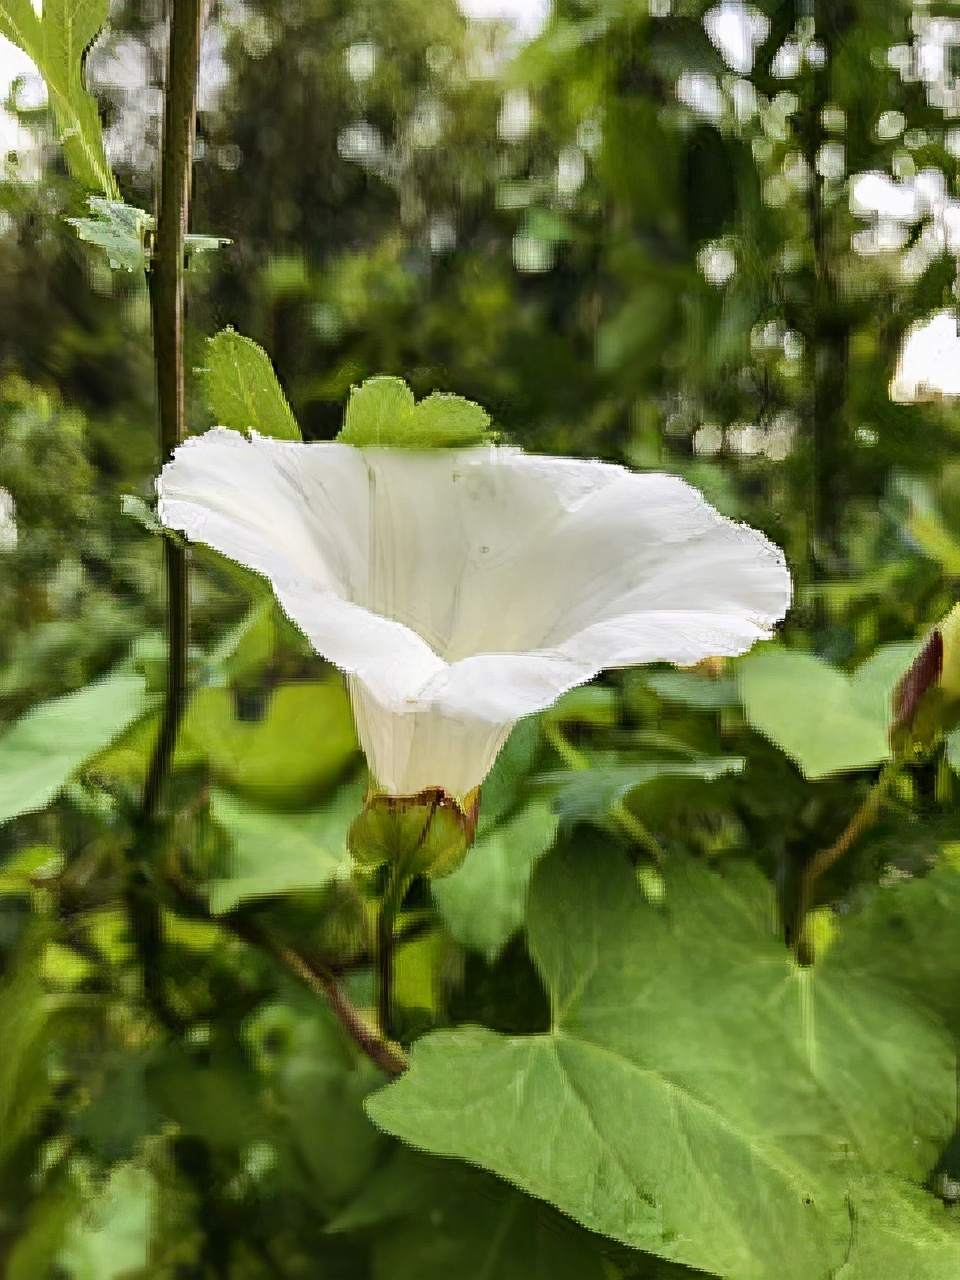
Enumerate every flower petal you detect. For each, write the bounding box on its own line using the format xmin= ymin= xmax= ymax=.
xmin=362 ymin=450 xmax=788 ymax=666
xmin=349 ymin=679 xmax=513 ymax=797
xmin=156 ymin=429 xmax=446 ymax=708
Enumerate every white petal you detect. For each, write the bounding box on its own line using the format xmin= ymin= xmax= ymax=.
xmin=350 ymin=679 xmax=513 ymax=797
xmin=890 ymin=309 xmax=960 ymax=402
xmin=156 ymin=429 xmax=446 ymax=709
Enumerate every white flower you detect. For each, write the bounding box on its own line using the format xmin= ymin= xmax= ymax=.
xmin=890 ymin=309 xmax=960 ymax=402
xmin=157 ymin=431 xmax=790 ymax=798
xmin=0 ymin=487 xmax=17 ymax=552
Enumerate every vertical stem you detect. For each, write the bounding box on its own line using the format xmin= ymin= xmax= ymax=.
xmin=376 ymin=868 xmax=408 ymax=1042
xmin=130 ymin=1 xmax=204 ymax=1031
xmin=142 ymin=0 xmax=204 ymax=823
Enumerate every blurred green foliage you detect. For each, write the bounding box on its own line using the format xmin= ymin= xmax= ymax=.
xmin=1 ymin=0 xmax=959 ymax=1277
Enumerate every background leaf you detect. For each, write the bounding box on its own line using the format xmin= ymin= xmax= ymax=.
xmin=0 ymin=673 xmax=147 ymax=825
xmin=737 ymin=646 xmax=916 ymax=778
xmin=432 ymin=800 xmax=558 ymax=960
xmin=207 ymin=781 xmax=360 ymax=913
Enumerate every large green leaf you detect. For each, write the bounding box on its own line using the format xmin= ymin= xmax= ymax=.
xmin=737 ymin=643 xmax=917 ymax=778
xmin=199 ymin=328 xmax=302 ymax=440
xmin=432 ymin=801 xmax=558 ymax=960
xmin=0 ymin=0 xmax=117 ymax=195
xmin=0 ymin=673 xmax=147 ymax=826
xmin=825 ymin=860 xmax=960 ymax=1042
xmin=207 ymin=781 xmax=361 ymax=914
xmin=368 ymin=839 xmax=956 ymax=1280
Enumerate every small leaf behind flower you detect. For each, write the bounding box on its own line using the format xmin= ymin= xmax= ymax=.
xmin=338 ymin=375 xmax=492 ymax=448
xmin=199 ymin=328 xmax=302 ymax=441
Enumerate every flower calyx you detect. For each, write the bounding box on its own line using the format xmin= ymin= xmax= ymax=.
xmin=347 ymin=787 xmax=480 ymax=881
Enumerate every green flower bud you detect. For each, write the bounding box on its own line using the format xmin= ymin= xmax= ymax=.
xmin=890 ymin=603 xmax=960 ymax=754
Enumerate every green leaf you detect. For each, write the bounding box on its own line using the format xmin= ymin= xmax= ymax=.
xmin=0 ymin=673 xmax=147 ymax=826
xmin=643 ymin=670 xmax=740 ymax=709
xmin=67 ymin=199 xmax=229 ymax=273
xmin=411 ymin=392 xmax=491 ymax=446
xmin=179 ymin=679 xmax=358 ymax=808
xmin=66 ymin=198 xmax=150 ymax=271
xmin=148 ymin=1052 xmax=266 ymax=1152
xmin=58 ymin=1163 xmax=153 ymax=1280
xmin=0 ymin=929 xmax=59 ymax=1163
xmin=207 ymin=781 xmax=361 ymax=914
xmin=199 ymin=328 xmax=302 ymax=441
xmin=0 ymin=843 xmax=60 ymax=894
xmin=361 ymin=1153 xmax=609 ymax=1280
xmin=539 ymin=757 xmax=744 ymax=825
xmin=339 ymin=376 xmax=415 ymax=444
xmin=70 ymin=1051 xmax=160 ymax=1163
xmin=477 ymin=718 xmax=542 ymax=826
xmin=826 ymin=861 xmax=960 ymax=1042
xmin=432 ymin=801 xmax=558 ymax=960
xmin=544 ymin=686 xmax=619 ymax=726
xmin=367 ymin=839 xmax=957 ymax=1279
xmin=838 ymin=1179 xmax=960 ymax=1280
xmin=737 ymin=644 xmax=917 ymax=779
xmin=337 ymin=375 xmax=492 ymax=448
xmin=0 ymin=0 xmax=117 ymax=195
xmin=6 ymin=1176 xmax=81 ymax=1280
xmin=248 ymin=1001 xmax=386 ymax=1207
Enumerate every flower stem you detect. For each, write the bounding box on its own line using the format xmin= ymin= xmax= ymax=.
xmin=793 ymin=760 xmax=900 ymax=959
xmin=141 ymin=0 xmax=204 ymax=825
xmin=376 ymin=865 xmax=410 ymax=1042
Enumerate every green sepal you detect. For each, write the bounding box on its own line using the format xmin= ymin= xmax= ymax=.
xmin=336 ymin=375 xmax=492 ymax=449
xmin=348 ymin=788 xmax=477 ymax=880
xmin=890 ymin=603 xmax=960 ymax=756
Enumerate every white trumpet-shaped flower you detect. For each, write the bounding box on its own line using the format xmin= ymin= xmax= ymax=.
xmin=157 ymin=430 xmax=790 ymax=798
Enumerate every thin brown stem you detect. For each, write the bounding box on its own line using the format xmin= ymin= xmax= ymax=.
xmin=794 ymin=761 xmax=900 ymax=959
xmin=278 ymin=943 xmax=408 ymax=1079
xmin=163 ymin=871 xmax=408 ymax=1078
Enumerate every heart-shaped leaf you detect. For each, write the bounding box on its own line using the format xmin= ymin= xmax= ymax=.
xmin=737 ymin=643 xmax=917 ymax=778
xmin=367 ymin=838 xmax=957 ymax=1280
